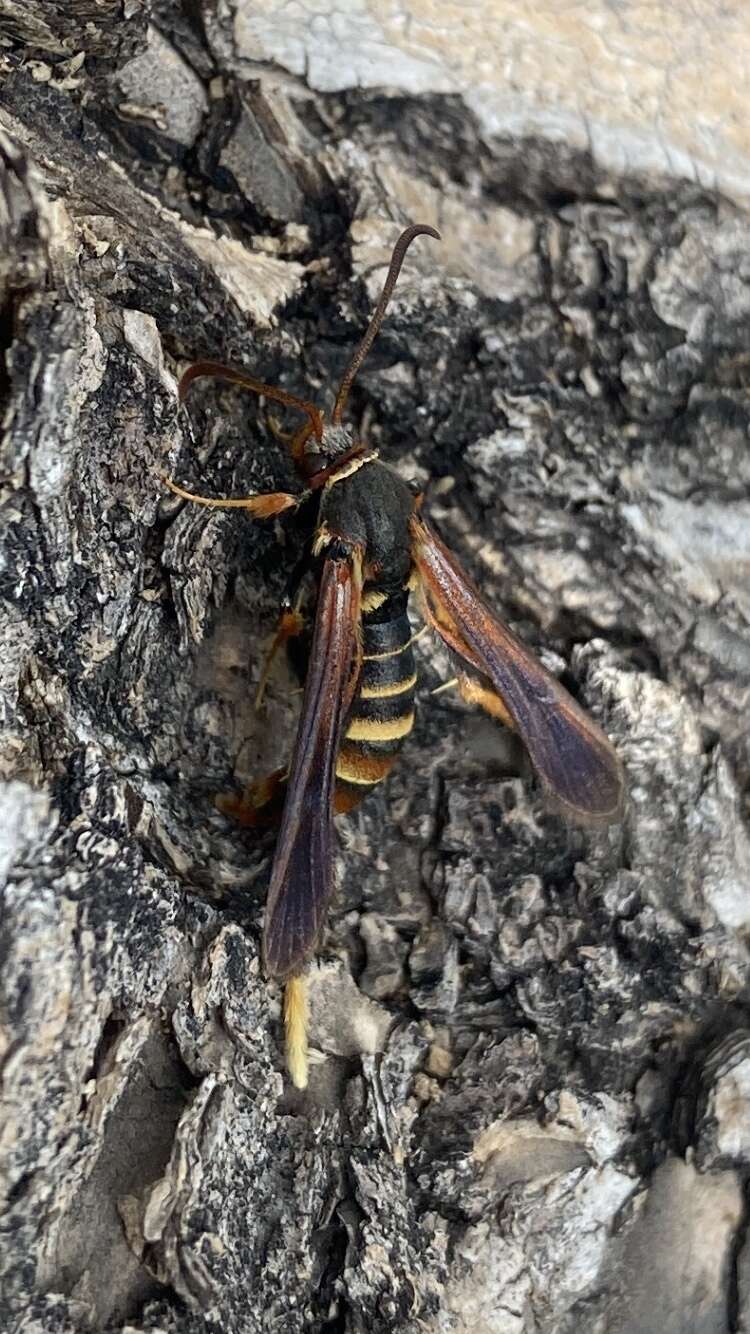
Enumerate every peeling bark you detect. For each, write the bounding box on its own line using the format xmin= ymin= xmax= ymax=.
xmin=2 ymin=6 xmax=750 ymax=1334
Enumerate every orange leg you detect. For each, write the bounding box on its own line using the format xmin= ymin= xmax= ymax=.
xmin=455 ymin=672 xmax=514 ymax=729
xmin=218 ymin=768 xmax=379 ymax=826
xmin=255 ymin=607 xmax=306 ymax=709
xmin=217 ymin=751 xmax=379 ymax=828
xmin=218 ymin=599 xmax=307 ymax=822
xmin=432 ymin=671 xmax=514 ymax=730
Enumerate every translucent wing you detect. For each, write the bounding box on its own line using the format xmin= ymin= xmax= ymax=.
xmin=263 ymin=548 xmax=361 ymax=979
xmin=411 ymin=514 xmax=624 ymax=824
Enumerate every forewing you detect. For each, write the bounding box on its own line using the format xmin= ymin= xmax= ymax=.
xmin=263 ymin=550 xmax=361 ymax=978
xmin=412 ymin=514 xmax=624 ymax=823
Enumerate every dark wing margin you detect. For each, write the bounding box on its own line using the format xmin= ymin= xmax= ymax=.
xmin=263 ymin=548 xmax=362 ymax=979
xmin=411 ymin=514 xmax=624 ymax=824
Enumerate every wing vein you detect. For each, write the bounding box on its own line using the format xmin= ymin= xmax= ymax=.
xmin=263 ymin=550 xmax=362 ymax=977
xmin=412 ymin=514 xmax=624 ymax=824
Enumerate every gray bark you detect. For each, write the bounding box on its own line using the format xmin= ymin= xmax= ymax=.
xmin=2 ymin=5 xmax=750 ymax=1333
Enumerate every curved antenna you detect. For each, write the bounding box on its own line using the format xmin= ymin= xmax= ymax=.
xmin=178 ymin=360 xmax=324 ymax=443
xmin=331 ymin=223 xmax=441 ymax=426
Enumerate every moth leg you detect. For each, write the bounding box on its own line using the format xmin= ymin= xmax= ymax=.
xmin=427 ymin=670 xmax=513 ymax=729
xmin=219 ymin=753 xmax=393 ymax=824
xmin=254 ymin=546 xmax=313 ymax=708
xmin=430 ymin=675 xmax=460 ymax=697
xmin=163 ymin=475 xmax=300 ymax=518
xmin=215 ymin=767 xmax=287 ymax=828
xmin=456 ymin=672 xmax=514 ymax=729
xmin=255 ymin=607 xmax=306 ymax=709
xmin=284 ymin=974 xmax=309 ymax=1089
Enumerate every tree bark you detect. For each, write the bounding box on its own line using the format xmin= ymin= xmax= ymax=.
xmin=2 ymin=5 xmax=750 ymax=1333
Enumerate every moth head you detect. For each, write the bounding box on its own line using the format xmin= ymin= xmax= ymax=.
xmin=296 ymin=420 xmax=355 ymax=479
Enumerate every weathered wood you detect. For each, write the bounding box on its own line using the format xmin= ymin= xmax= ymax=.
xmin=2 ymin=6 xmax=750 ymax=1333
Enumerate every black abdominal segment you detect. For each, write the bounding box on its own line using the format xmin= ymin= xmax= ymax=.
xmin=334 ymin=589 xmax=416 ymax=809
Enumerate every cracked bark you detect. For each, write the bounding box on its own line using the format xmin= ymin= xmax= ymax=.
xmin=2 ymin=5 xmax=750 ymax=1334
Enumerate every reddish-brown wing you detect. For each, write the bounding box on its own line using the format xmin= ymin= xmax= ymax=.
xmin=263 ymin=549 xmax=362 ymax=979
xmin=411 ymin=514 xmax=624 ymax=824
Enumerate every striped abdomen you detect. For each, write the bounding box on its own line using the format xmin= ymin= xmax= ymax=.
xmin=335 ymin=589 xmax=416 ymax=812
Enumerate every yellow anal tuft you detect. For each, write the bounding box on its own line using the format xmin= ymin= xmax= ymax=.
xmin=284 ymin=975 xmax=309 ymax=1090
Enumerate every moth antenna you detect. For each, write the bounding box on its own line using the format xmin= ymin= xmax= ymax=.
xmin=179 ymin=360 xmax=324 ymax=444
xmin=331 ymin=223 xmax=441 ymax=426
